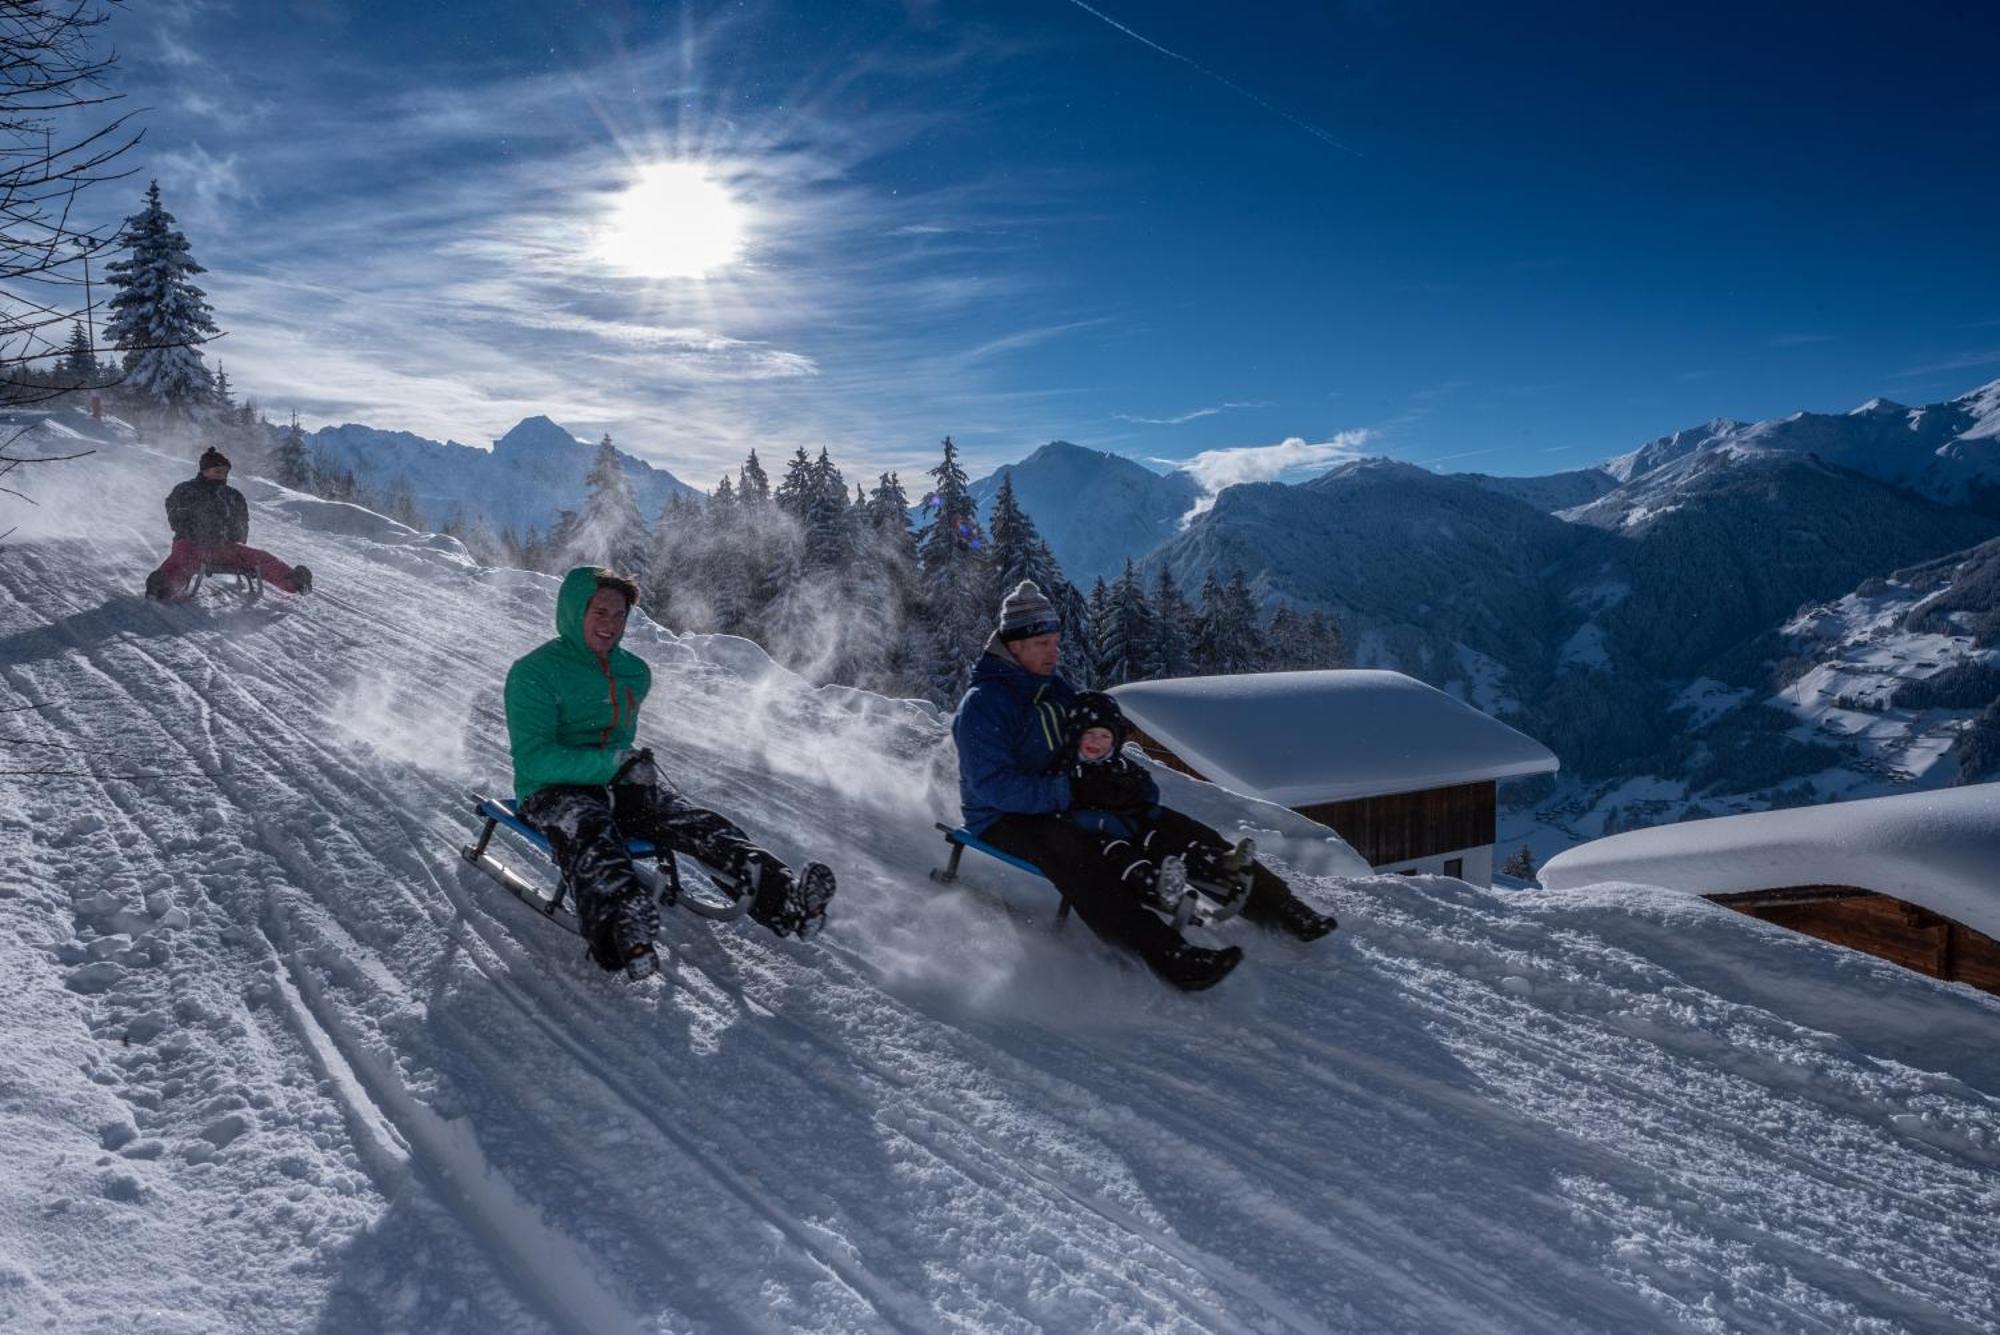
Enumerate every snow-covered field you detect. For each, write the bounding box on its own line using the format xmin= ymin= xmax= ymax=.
xmin=4 ymin=424 xmax=2000 ymax=1334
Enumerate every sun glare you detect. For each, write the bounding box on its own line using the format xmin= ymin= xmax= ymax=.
xmin=596 ymin=162 xmax=748 ymax=280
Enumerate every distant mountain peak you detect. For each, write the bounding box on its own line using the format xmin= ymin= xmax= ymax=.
xmin=494 ymin=415 xmax=587 ymax=456
xmin=1020 ymin=439 xmax=1102 ymax=464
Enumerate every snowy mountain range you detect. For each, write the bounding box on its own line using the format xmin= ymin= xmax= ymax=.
xmin=963 ymin=439 xmax=1203 ymax=584
xmin=6 ymin=420 xmax=1998 ymax=1332
xmin=245 ymin=374 xmax=2000 ymax=839
xmin=308 ymin=414 xmax=698 ymax=538
xmin=1579 ymin=379 xmax=2000 ymax=521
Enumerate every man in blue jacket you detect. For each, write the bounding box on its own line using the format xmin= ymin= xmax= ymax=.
xmin=952 ymin=581 xmax=1336 ymax=991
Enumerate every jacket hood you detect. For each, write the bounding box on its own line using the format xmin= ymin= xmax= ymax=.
xmin=555 ymin=565 xmax=614 ymax=657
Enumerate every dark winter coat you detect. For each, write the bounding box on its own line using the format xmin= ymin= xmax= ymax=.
xmin=1063 ymin=754 xmax=1163 ymax=843
xmin=165 ymin=476 xmax=249 ymax=547
xmin=504 ymin=566 xmax=652 ymax=800
xmin=952 ymin=643 xmax=1078 ymax=835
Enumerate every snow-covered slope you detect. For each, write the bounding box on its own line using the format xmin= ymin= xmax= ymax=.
xmin=310 ymin=415 xmax=699 ymax=538
xmin=5 ymin=433 xmax=2000 ymax=1333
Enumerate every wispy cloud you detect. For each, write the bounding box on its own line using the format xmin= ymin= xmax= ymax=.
xmin=1409 ymin=446 xmax=1497 ymax=467
xmin=1888 ymin=348 xmax=2000 ymax=380
xmin=1771 ymin=332 xmax=1835 ymax=347
xmin=150 ymin=143 xmax=254 ymax=228
xmin=1157 ymin=429 xmax=1372 ymax=524
xmin=106 ymin=10 xmax=1103 ymax=487
xmin=1114 ymin=400 xmax=1269 ymax=426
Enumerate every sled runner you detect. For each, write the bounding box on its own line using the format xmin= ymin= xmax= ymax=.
xmin=928 ymin=822 xmax=1252 ymax=930
xmin=187 ymin=557 xmax=264 ymax=603
xmin=461 ymin=794 xmax=753 ymax=979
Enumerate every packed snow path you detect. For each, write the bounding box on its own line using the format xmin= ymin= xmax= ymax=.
xmin=3 ymin=432 xmax=1998 ymax=1334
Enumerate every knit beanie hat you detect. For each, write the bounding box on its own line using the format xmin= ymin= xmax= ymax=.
xmin=1066 ymin=691 xmax=1132 ymax=746
xmin=198 ymin=447 xmax=231 ymax=472
xmin=996 ymin=580 xmax=1061 ymax=642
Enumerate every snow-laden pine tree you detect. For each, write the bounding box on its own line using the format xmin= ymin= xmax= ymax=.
xmin=275 ymin=413 xmax=312 ymax=489
xmin=57 ymin=321 xmax=96 ymax=384
xmin=803 ymin=447 xmax=851 ymax=572
xmin=383 ymin=478 xmax=426 ymax=532
xmin=774 ymin=446 xmax=814 ymax=522
xmin=1084 ymin=576 xmax=1113 ymax=687
xmin=566 ymin=433 xmax=650 ymax=576
xmin=1265 ymin=603 xmax=1308 ymax=670
xmin=738 ymin=449 xmax=770 ymax=507
xmin=103 ymin=181 xmax=218 ymax=424
xmin=1097 ymin=559 xmax=1158 ymax=686
xmin=1305 ymin=610 xmax=1346 ymax=668
xmin=866 ymin=471 xmax=913 ymax=554
xmin=1196 ymin=569 xmax=1265 ymax=674
xmin=916 ymin=436 xmax=993 ymax=706
xmin=853 ymin=470 xmax=922 ymax=694
xmin=1150 ymin=566 xmax=1196 ymax=679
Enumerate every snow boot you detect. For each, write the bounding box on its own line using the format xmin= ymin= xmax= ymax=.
xmin=1146 ymin=854 xmax=1190 ymax=915
xmin=584 ymin=888 xmax=661 ymax=976
xmin=289 ymin=564 xmax=313 ymax=595
xmin=1152 ymin=941 xmax=1243 ymax=993
xmin=746 ymin=856 xmax=837 ymax=939
xmin=1275 ymin=897 xmax=1338 ymax=942
xmin=1184 ymin=837 xmax=1255 ymax=890
xmin=143 ymin=568 xmax=168 ymax=601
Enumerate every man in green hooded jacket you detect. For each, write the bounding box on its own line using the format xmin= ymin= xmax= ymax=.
xmin=504 ymin=566 xmax=836 ymax=972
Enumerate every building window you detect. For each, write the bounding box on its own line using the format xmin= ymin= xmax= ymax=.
xmin=1444 ymin=857 xmax=1463 ymax=878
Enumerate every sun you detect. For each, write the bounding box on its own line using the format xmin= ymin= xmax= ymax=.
xmin=596 ymin=162 xmax=748 ymax=280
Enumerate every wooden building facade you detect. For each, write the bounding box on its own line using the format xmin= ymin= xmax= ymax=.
xmin=1709 ymin=886 xmax=2000 ymax=996
xmin=1126 ymin=705 xmax=1530 ymax=883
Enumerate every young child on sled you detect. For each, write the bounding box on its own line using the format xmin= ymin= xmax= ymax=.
xmin=1057 ymin=692 xmax=1256 ymax=914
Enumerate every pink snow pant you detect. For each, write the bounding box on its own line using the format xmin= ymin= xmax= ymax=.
xmin=151 ymin=539 xmax=299 ymax=598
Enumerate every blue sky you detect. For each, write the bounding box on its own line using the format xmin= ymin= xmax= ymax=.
xmin=93 ymin=0 xmax=2000 ymax=489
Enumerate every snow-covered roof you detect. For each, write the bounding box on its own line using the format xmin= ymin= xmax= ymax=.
xmin=1539 ymin=784 xmax=2000 ymax=942
xmin=1109 ymin=669 xmax=1559 ymax=807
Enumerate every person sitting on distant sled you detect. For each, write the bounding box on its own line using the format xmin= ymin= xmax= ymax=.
xmin=503 ymin=566 xmax=836 ymax=973
xmin=952 ymin=581 xmax=1337 ymax=992
xmin=144 ymin=448 xmax=311 ymax=600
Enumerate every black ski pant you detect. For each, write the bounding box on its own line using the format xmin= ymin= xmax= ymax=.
xmin=983 ymin=808 xmax=1305 ymax=966
xmin=1121 ymin=806 xmax=1302 ymax=927
xmin=519 ymin=782 xmax=783 ymax=950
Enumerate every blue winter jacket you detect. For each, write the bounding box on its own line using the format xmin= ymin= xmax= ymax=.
xmin=952 ymin=646 xmax=1078 ymax=834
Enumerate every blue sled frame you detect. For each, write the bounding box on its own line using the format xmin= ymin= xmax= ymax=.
xmin=928 ymin=822 xmax=1250 ymax=931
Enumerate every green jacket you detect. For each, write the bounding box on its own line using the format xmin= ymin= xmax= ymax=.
xmin=504 ymin=566 xmax=652 ymax=799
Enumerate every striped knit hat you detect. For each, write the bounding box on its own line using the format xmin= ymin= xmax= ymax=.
xmin=996 ymin=580 xmax=1061 ymax=642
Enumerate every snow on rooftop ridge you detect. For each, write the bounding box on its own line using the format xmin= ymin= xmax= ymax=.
xmin=1109 ymin=669 xmax=1559 ymax=807
xmin=1539 ymin=784 xmax=2000 ymax=941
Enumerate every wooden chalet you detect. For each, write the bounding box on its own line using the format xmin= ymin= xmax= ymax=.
xmin=1110 ymin=670 xmax=1560 ymax=884
xmin=1539 ymin=785 xmax=2000 ymax=996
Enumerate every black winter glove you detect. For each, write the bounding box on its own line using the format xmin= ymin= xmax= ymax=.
xmin=613 ymin=747 xmax=661 ymax=789
xmin=1068 ymin=762 xmax=1152 ymax=814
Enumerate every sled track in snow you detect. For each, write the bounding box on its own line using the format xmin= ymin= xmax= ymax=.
xmin=12 ymin=478 xmax=2000 ymax=1333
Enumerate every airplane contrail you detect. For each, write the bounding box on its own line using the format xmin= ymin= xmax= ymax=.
xmin=1058 ymin=0 xmax=1362 ymax=157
